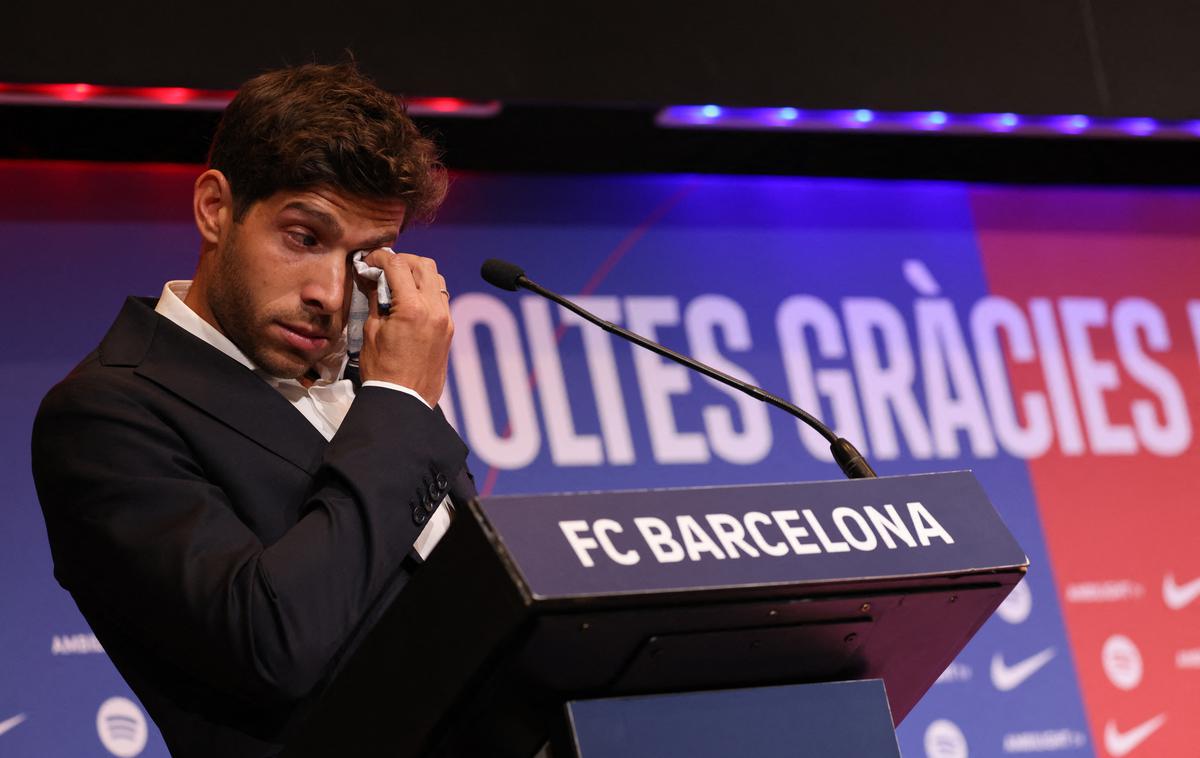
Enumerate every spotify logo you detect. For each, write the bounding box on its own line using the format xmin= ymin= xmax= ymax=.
xmin=96 ymin=697 xmax=147 ymax=757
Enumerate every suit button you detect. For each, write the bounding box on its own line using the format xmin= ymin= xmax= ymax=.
xmin=428 ymin=481 xmax=440 ymax=499
xmin=412 ymin=506 xmax=429 ymax=526
xmin=435 ymin=473 xmax=448 ymax=489
xmin=424 ymin=494 xmax=437 ymax=513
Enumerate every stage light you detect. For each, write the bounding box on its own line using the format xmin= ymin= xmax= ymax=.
xmin=1065 ymin=115 xmax=1090 ymax=132
xmin=980 ymin=113 xmax=1020 ymax=132
xmin=407 ymin=97 xmax=502 ymax=118
xmin=423 ymin=97 xmax=465 ymax=113
xmin=44 ymin=83 xmax=97 ymax=101
xmin=1122 ymin=117 xmax=1156 ymax=136
xmin=0 ymin=82 xmax=501 ymax=117
xmin=147 ymin=87 xmax=192 ymax=104
xmin=657 ymin=104 xmax=1200 ymax=140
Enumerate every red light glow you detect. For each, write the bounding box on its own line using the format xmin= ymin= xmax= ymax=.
xmin=0 ymin=82 xmax=500 ymax=117
xmin=44 ymin=83 xmax=97 ymax=101
xmin=422 ymin=97 xmax=466 ymax=113
xmin=148 ymin=87 xmax=193 ymax=104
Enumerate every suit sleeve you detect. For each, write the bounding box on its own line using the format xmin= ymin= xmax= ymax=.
xmin=31 ymin=377 xmax=468 ymax=708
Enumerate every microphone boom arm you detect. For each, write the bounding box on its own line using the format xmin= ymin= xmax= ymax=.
xmin=513 ymin=273 xmax=877 ymax=480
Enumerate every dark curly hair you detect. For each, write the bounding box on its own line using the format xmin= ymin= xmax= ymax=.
xmin=207 ymin=62 xmax=447 ymax=228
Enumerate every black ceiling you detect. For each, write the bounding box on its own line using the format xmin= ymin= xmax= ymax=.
xmin=4 ymin=1 xmax=1199 ymax=118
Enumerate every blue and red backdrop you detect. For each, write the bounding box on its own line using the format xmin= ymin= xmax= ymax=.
xmin=2 ymin=161 xmax=1196 ymax=757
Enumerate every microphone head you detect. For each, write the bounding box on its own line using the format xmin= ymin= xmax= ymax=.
xmin=480 ymin=258 xmax=526 ymax=291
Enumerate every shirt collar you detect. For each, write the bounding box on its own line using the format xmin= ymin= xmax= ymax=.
xmin=154 ymin=280 xmax=349 ymax=387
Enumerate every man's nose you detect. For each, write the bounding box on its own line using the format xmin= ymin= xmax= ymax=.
xmin=300 ymin=256 xmax=348 ymax=314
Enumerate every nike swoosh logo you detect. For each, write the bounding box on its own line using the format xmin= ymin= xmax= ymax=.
xmin=990 ymin=647 xmax=1056 ymax=691
xmin=0 ymin=713 xmax=27 ymax=737
xmin=1104 ymin=713 xmax=1166 ymax=757
xmin=1163 ymin=572 xmax=1200 ymax=610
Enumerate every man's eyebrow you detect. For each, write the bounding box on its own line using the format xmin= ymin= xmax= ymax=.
xmin=281 ymin=201 xmax=343 ymax=239
xmin=359 ymin=232 xmax=399 ymax=251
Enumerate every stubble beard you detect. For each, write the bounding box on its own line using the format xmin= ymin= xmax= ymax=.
xmin=207 ymin=230 xmax=320 ymax=380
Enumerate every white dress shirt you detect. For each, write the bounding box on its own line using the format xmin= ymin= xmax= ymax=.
xmin=154 ymin=280 xmax=452 ymax=559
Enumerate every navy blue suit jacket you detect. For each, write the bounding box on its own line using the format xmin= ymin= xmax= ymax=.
xmin=32 ymin=297 xmax=473 ymax=757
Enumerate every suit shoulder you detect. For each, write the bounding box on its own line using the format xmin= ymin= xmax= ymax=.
xmin=38 ymin=296 xmax=161 ymax=415
xmin=41 ymin=351 xmax=140 ymax=408
xmin=35 ymin=355 xmax=163 ymax=444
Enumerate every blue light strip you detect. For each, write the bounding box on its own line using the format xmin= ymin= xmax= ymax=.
xmin=656 ymin=105 xmax=1200 ymax=140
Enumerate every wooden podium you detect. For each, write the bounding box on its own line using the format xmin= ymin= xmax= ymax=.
xmin=282 ymin=471 xmax=1027 ymax=757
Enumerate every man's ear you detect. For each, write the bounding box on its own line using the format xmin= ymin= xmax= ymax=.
xmin=193 ymin=169 xmax=233 ymax=245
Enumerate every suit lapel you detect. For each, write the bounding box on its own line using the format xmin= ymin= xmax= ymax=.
xmin=103 ymin=297 xmax=327 ymax=474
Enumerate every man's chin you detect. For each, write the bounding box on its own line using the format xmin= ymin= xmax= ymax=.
xmin=252 ymin=349 xmax=312 ymax=381
xmin=243 ymin=328 xmax=340 ymax=380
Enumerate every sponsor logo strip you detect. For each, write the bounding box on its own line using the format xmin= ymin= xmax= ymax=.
xmin=1103 ymin=714 xmax=1166 ymax=757
xmin=0 ymin=714 xmax=27 ymax=737
xmin=1162 ymin=573 xmax=1200 ymax=611
xmin=991 ymin=648 xmax=1057 ymax=692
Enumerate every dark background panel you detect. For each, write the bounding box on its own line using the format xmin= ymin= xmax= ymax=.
xmin=5 ymin=2 xmax=1200 ymax=186
xmin=1090 ymin=0 xmax=1200 ymax=119
xmin=3 ymin=1 xmax=1103 ymax=113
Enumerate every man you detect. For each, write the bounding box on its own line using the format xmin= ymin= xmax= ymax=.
xmin=31 ymin=63 xmax=472 ymax=757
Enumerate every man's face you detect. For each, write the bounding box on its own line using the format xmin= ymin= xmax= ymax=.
xmin=205 ymin=186 xmax=406 ymax=379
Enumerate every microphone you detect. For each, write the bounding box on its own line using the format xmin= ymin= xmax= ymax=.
xmin=480 ymin=258 xmax=525 ymax=291
xmin=478 ymin=258 xmax=877 ymax=479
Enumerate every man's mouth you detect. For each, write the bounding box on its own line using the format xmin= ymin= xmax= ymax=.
xmin=275 ymin=321 xmax=330 ymax=352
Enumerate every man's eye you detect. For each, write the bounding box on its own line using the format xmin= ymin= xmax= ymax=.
xmin=288 ymin=231 xmax=318 ymax=248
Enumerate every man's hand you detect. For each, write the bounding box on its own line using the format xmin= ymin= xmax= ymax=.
xmin=357 ymin=250 xmax=453 ymax=407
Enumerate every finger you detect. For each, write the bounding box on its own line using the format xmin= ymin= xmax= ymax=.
xmin=363 ymin=305 xmax=380 ymax=341
xmin=366 ymin=251 xmax=418 ymax=304
xmin=421 ymin=268 xmax=448 ymax=310
xmin=365 ymin=285 xmax=380 ymax=317
xmin=392 ymin=253 xmax=439 ymax=291
xmin=362 ymin=248 xmax=400 ymax=272
xmin=365 ymin=250 xmax=437 ymax=287
xmin=401 ymin=257 xmax=444 ymax=310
